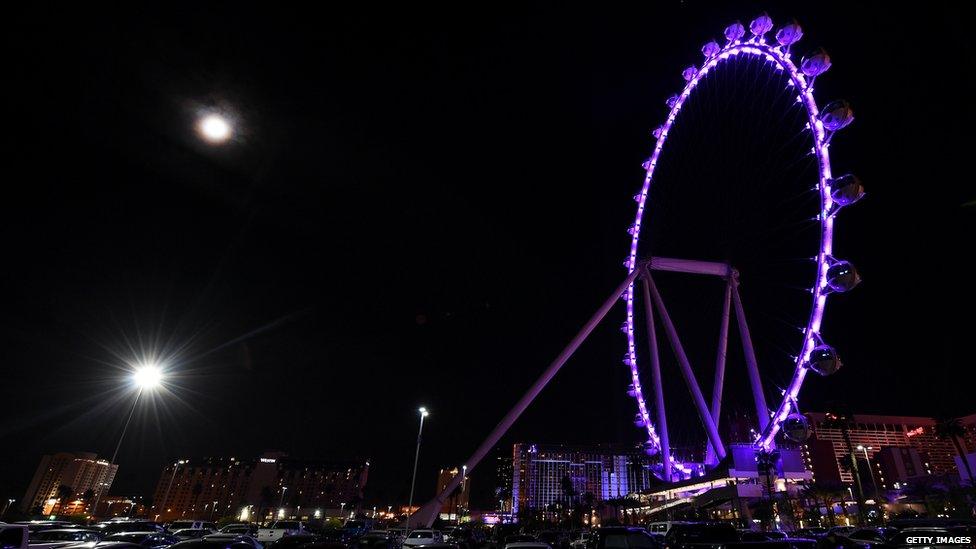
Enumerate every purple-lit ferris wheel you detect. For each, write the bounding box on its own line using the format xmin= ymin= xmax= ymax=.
xmin=410 ymin=13 xmax=869 ymax=526
xmin=622 ymin=14 xmax=865 ymax=481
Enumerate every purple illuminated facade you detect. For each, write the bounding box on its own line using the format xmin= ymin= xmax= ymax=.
xmin=623 ymin=16 xmax=856 ymax=473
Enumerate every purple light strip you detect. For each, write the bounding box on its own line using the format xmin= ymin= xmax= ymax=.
xmin=625 ymin=38 xmax=834 ymax=462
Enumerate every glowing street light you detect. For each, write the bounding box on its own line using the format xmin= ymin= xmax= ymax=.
xmin=196 ymin=114 xmax=232 ymax=144
xmin=406 ymin=406 xmax=429 ymax=531
xmin=94 ymin=361 xmax=166 ymax=518
xmin=133 ymin=364 xmax=163 ymax=390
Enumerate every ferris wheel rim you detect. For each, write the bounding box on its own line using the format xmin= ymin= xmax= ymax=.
xmin=623 ymin=34 xmax=840 ymax=471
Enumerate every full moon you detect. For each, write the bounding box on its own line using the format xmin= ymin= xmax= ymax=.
xmin=197 ymin=114 xmax=232 ymax=143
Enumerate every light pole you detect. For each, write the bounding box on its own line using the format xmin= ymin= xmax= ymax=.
xmin=406 ymin=406 xmax=429 ymax=530
xmin=2 ymin=498 xmax=14 ymax=518
xmin=160 ymin=459 xmax=187 ymax=521
xmin=857 ymin=445 xmax=884 ymax=524
xmin=458 ymin=465 xmax=467 ymax=525
xmin=279 ymin=486 xmax=288 ymax=516
xmin=93 ymin=364 xmax=163 ymax=518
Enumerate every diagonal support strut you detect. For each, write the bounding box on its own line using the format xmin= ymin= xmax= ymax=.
xmin=406 ymin=266 xmax=644 ymax=528
xmin=646 ymin=274 xmax=727 ymax=460
xmin=640 ymin=271 xmax=672 ymax=481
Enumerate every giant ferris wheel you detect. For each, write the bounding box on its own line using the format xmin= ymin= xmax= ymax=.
xmin=412 ymin=13 xmax=865 ymax=525
xmin=621 ymin=13 xmax=864 ymax=481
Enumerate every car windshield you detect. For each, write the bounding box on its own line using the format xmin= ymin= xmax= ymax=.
xmin=409 ymin=532 xmax=433 ymax=538
xmin=603 ymin=533 xmax=657 ymax=549
xmin=171 ymin=523 xmax=196 ymax=529
xmin=223 ymin=527 xmax=250 ymax=533
xmin=271 ymin=522 xmax=300 ymax=529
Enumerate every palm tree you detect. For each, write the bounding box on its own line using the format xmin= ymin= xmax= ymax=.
xmin=801 ymin=481 xmax=844 ymax=526
xmin=82 ymin=489 xmax=96 ymax=515
xmin=54 ymin=484 xmax=74 ymax=515
xmin=191 ymin=482 xmax=204 ymax=518
xmin=936 ymin=416 xmax=974 ymax=486
xmin=560 ymin=475 xmax=577 ymax=511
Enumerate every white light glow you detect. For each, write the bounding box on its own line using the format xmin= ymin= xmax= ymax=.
xmin=133 ymin=364 xmax=163 ymax=390
xmin=197 ymin=114 xmax=232 ymax=143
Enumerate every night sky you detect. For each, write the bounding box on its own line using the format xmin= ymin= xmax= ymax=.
xmin=2 ymin=2 xmax=973 ymax=510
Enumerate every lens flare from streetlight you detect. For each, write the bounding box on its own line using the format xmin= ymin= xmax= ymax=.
xmin=197 ymin=114 xmax=232 ymax=143
xmin=133 ymin=364 xmax=163 ymax=390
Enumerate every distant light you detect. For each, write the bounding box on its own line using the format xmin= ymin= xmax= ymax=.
xmin=133 ymin=364 xmax=163 ymax=390
xmin=197 ymin=114 xmax=232 ymax=143
xmin=419 ymin=407 xmax=429 ymax=417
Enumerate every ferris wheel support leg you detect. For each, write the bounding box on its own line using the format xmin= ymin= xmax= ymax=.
xmin=646 ymin=274 xmax=727 ymax=460
xmin=705 ymin=278 xmax=733 ymax=466
xmin=640 ymin=272 xmax=672 ymax=481
xmin=730 ymin=279 xmax=771 ymax=435
xmin=406 ymin=266 xmax=645 ymax=528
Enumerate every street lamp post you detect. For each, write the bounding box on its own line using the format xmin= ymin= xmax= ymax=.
xmin=857 ymin=445 xmax=884 ymax=524
xmin=92 ymin=364 xmax=163 ymax=519
xmin=160 ymin=459 xmax=186 ymax=522
xmin=2 ymin=498 xmax=15 ymax=518
xmin=406 ymin=407 xmax=429 ymax=530
xmin=279 ymin=487 xmax=288 ymax=516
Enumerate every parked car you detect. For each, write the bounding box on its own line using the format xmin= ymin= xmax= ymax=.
xmin=97 ymin=524 xmax=165 ymax=535
xmin=100 ymin=533 xmax=181 ymax=548
xmin=502 ymin=536 xmax=536 ymax=547
xmin=403 ymin=530 xmax=443 ymax=548
xmin=825 ymin=527 xmax=856 ymax=538
xmin=217 ymin=526 xmax=257 ymax=537
xmin=662 ymin=523 xmax=737 ymax=549
xmin=170 ymin=539 xmax=263 ymax=549
xmin=200 ymin=534 xmax=262 ymax=549
xmin=738 ymin=531 xmax=791 ymax=543
xmin=341 ymin=522 xmax=372 ymax=541
xmin=256 ymin=522 xmax=309 ymax=544
xmin=357 ymin=531 xmax=401 ymax=549
xmin=568 ymin=532 xmax=590 ymax=549
xmin=1 ymin=523 xmax=29 ymax=549
xmin=19 ymin=523 xmax=77 ymax=534
xmin=537 ymin=532 xmax=569 ymax=549
xmin=171 ymin=531 xmax=214 ymax=541
xmin=648 ymin=523 xmax=695 ymax=536
xmin=29 ymin=529 xmax=104 ymax=548
xmin=792 ymin=530 xmax=827 ymax=540
xmin=505 ymin=543 xmax=550 ymax=549
xmin=166 ymin=525 xmax=215 ymax=535
xmin=842 ymin=528 xmax=898 ymax=547
xmin=590 ymin=527 xmax=660 ymax=549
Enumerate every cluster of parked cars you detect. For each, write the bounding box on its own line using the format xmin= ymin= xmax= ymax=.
xmin=3 ymin=519 xmax=973 ymax=549
xmin=484 ymin=521 xmax=975 ymax=549
xmin=0 ymin=518 xmax=267 ymax=549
